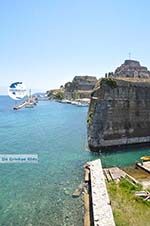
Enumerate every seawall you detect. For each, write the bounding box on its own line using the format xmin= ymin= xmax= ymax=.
xmin=88 ymin=78 xmax=150 ymax=151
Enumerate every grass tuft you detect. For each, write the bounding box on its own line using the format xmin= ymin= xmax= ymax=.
xmin=107 ymin=178 xmax=150 ymax=226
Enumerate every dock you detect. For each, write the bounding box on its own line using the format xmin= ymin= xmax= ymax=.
xmin=136 ymin=161 xmax=150 ymax=173
xmin=103 ymin=167 xmax=126 ymax=181
xmin=84 ymin=159 xmax=115 ymax=226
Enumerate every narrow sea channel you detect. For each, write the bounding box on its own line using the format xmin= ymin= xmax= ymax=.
xmin=0 ymin=96 xmax=150 ymax=226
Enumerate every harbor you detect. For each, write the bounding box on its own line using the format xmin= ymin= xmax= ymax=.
xmin=1 ymin=0 xmax=150 ymax=224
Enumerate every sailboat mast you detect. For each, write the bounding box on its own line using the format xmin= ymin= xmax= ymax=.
xmin=29 ymin=89 xmax=32 ymax=98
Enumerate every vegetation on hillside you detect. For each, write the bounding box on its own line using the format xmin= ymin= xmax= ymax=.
xmin=54 ymin=91 xmax=64 ymax=100
xmin=47 ymin=90 xmax=64 ymax=100
xmin=100 ymin=78 xmax=117 ymax=88
xmin=87 ymin=99 xmax=97 ymax=125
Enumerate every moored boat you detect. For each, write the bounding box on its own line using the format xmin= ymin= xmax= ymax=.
xmin=25 ymin=103 xmax=34 ymax=108
xmin=140 ymin=156 xmax=150 ymax=161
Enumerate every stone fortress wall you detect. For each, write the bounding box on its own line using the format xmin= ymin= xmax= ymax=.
xmin=88 ymin=60 xmax=150 ymax=151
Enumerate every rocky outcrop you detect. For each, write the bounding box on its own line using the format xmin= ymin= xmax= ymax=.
xmin=65 ymin=76 xmax=97 ymax=91
xmin=47 ymin=76 xmax=97 ymax=100
xmin=114 ymin=60 xmax=150 ymax=78
xmin=47 ymin=89 xmax=64 ymax=100
xmin=88 ymin=60 xmax=150 ymax=151
xmin=64 ymin=76 xmax=97 ymax=99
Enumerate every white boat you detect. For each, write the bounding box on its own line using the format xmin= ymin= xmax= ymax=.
xmin=62 ymin=99 xmax=72 ymax=104
xmin=13 ymin=96 xmax=35 ymax=110
xmin=71 ymin=101 xmax=79 ymax=105
xmin=70 ymin=101 xmax=88 ymax=107
xmin=77 ymin=102 xmax=88 ymax=107
xmin=25 ymin=103 xmax=34 ymax=108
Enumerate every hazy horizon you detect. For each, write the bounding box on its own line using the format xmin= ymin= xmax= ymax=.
xmin=0 ymin=85 xmax=48 ymax=95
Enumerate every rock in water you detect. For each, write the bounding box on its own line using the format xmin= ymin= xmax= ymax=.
xmin=72 ymin=183 xmax=84 ymax=198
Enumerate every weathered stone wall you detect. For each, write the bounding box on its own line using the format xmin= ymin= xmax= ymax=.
xmin=64 ymin=75 xmax=97 ymax=99
xmin=88 ymin=78 xmax=150 ymax=151
xmin=114 ymin=60 xmax=150 ymax=78
xmin=47 ymin=75 xmax=97 ymax=100
xmin=65 ymin=76 xmax=97 ymax=91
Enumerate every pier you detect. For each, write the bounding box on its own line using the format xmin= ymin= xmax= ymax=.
xmin=84 ymin=159 xmax=115 ymax=226
xmin=136 ymin=161 xmax=150 ymax=173
xmin=103 ymin=167 xmax=126 ymax=181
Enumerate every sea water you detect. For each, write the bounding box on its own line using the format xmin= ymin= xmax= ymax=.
xmin=0 ymin=96 xmax=150 ymax=226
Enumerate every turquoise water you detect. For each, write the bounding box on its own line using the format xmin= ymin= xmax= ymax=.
xmin=0 ymin=96 xmax=150 ymax=226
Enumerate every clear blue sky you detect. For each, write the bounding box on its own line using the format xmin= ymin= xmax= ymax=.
xmin=0 ymin=0 xmax=150 ymax=93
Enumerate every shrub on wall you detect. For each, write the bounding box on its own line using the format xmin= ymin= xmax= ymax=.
xmin=100 ymin=78 xmax=117 ymax=89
